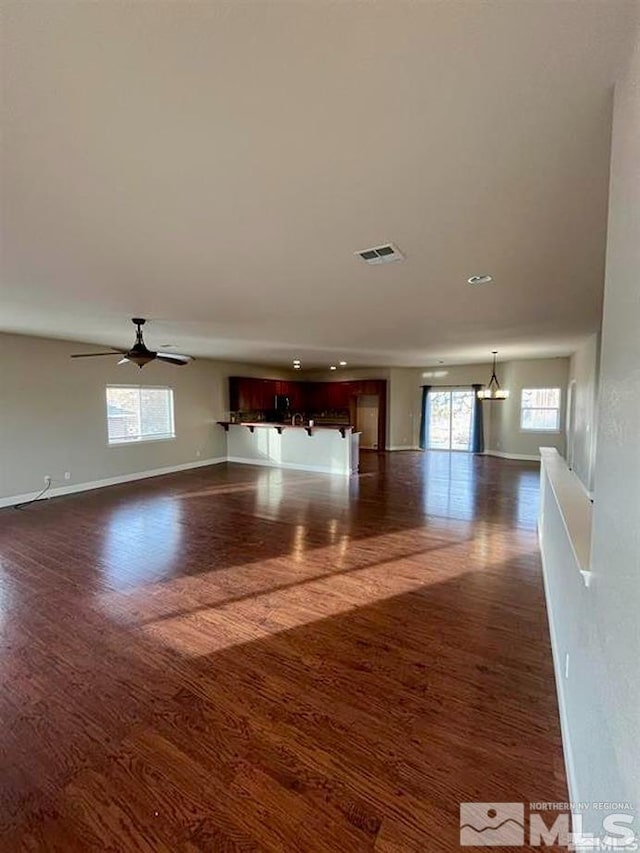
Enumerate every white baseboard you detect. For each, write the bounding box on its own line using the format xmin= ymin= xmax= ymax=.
xmin=484 ymin=450 xmax=540 ymax=462
xmin=226 ymin=455 xmax=351 ymax=476
xmin=538 ymin=528 xmax=581 ymax=813
xmin=388 ymin=445 xmax=420 ymax=451
xmin=1 ymin=448 xmax=540 ymax=508
xmin=0 ymin=457 xmax=227 ymax=509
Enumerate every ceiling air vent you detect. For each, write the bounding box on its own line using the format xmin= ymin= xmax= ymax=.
xmin=355 ymin=243 xmax=404 ymax=265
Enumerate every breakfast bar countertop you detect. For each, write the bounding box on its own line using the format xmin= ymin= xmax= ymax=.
xmin=218 ymin=421 xmax=360 ymax=475
xmin=217 ymin=421 xmax=353 ymax=429
xmin=216 ymin=421 xmax=354 ymax=437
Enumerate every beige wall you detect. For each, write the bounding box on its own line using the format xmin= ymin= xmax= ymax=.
xmin=313 ymin=358 xmax=570 ymax=457
xmin=410 ymin=362 xmax=494 ymax=451
xmin=304 ymin=364 xmax=491 ymax=450
xmin=567 ymin=333 xmax=600 ymax=491
xmin=488 ymin=357 xmax=570 ymax=457
xmin=0 ymin=331 xmax=575 ymax=501
xmin=0 ymin=332 xmax=291 ymax=500
xmin=387 ymin=358 xmax=569 ymax=459
xmin=387 ymin=367 xmax=422 ymax=449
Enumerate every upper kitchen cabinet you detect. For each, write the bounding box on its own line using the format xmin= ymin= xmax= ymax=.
xmin=229 ymin=377 xmax=278 ymax=411
xmin=328 ymin=381 xmax=354 ymax=410
xmin=302 ymin=381 xmax=351 ymax=412
xmin=277 ymin=381 xmax=304 ymax=411
xmin=228 ymin=377 xmax=385 ymax=416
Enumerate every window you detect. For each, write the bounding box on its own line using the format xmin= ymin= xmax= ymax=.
xmin=427 ymin=388 xmax=475 ymax=451
xmin=106 ymin=386 xmax=175 ymax=444
xmin=520 ymin=388 xmax=561 ymax=432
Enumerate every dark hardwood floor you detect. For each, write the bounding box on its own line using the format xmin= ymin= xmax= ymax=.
xmin=0 ymin=452 xmax=566 ymax=851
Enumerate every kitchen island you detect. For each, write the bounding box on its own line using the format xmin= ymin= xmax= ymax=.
xmin=217 ymin=422 xmax=359 ymax=475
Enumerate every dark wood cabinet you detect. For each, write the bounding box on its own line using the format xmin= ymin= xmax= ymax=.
xmin=227 ymin=377 xmax=386 ymax=448
xmin=259 ymin=379 xmax=278 ymax=410
xmin=229 ymin=377 xmax=278 ymax=411
xmin=328 ymin=381 xmax=353 ymax=410
xmin=228 ymin=376 xmax=241 ymax=411
xmin=304 ymin=382 xmax=328 ymax=412
xmin=280 ymin=381 xmax=304 ymax=411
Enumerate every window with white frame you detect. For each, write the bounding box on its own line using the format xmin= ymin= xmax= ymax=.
xmin=520 ymin=388 xmax=561 ymax=432
xmin=106 ymin=386 xmax=175 ymax=444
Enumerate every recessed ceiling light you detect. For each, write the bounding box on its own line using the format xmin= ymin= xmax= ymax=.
xmin=467 ymin=274 xmax=493 ymax=285
xmin=339 ymin=361 xmax=347 ymax=366
xmin=329 ymin=365 xmax=337 ymax=371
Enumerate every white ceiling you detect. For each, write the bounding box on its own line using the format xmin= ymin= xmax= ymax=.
xmin=1 ymin=1 xmax=636 ymax=367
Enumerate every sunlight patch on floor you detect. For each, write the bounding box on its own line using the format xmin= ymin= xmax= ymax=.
xmin=140 ymin=546 xmax=468 ymax=657
xmin=137 ymin=529 xmax=532 ymax=657
xmin=97 ymin=526 xmax=463 ymax=623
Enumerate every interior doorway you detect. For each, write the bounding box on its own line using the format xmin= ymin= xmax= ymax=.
xmin=356 ymin=395 xmax=380 ymax=449
xmin=427 ymin=389 xmax=474 ymax=451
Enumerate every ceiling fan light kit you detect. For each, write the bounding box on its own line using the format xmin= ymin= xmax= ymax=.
xmin=478 ymin=351 xmax=509 ymax=401
xmin=70 ymin=318 xmax=193 ymax=368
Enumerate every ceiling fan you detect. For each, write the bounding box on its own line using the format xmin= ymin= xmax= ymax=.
xmin=70 ymin=318 xmax=194 ymax=368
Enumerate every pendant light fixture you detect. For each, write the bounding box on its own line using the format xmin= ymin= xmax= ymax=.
xmin=477 ymin=351 xmax=509 ymax=401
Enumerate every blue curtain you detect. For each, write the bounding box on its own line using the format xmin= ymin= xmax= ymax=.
xmin=471 ymin=384 xmax=484 ymax=453
xmin=419 ymin=385 xmax=431 ymax=450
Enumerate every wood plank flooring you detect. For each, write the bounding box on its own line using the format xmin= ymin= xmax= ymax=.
xmin=0 ymin=451 xmax=567 ymax=851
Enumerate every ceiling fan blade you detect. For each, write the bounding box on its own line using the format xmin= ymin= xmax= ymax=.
xmin=156 ymin=353 xmax=193 ymax=366
xmin=70 ymin=351 xmax=126 ymax=358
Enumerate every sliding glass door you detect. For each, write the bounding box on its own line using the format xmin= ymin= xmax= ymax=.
xmin=427 ymin=389 xmax=474 ymax=451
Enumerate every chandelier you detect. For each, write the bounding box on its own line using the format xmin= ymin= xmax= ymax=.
xmin=477 ymin=351 xmax=509 ymax=401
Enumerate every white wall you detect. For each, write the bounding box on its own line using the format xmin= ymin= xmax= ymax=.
xmin=0 ymin=332 xmax=291 ymax=501
xmin=567 ymin=333 xmax=600 ymax=492
xmin=540 ymin=28 xmax=640 ymax=833
xmin=226 ymin=425 xmax=353 ymax=475
xmin=586 ymin=29 xmax=640 ymax=820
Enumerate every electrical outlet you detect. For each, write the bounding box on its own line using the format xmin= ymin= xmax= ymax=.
xmin=565 ymin=652 xmax=570 ymax=679
xmin=196 ymin=450 xmax=201 ymax=458
xmin=44 ymin=474 xmax=52 ymax=485
xmin=64 ymin=472 xmax=71 ymax=480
